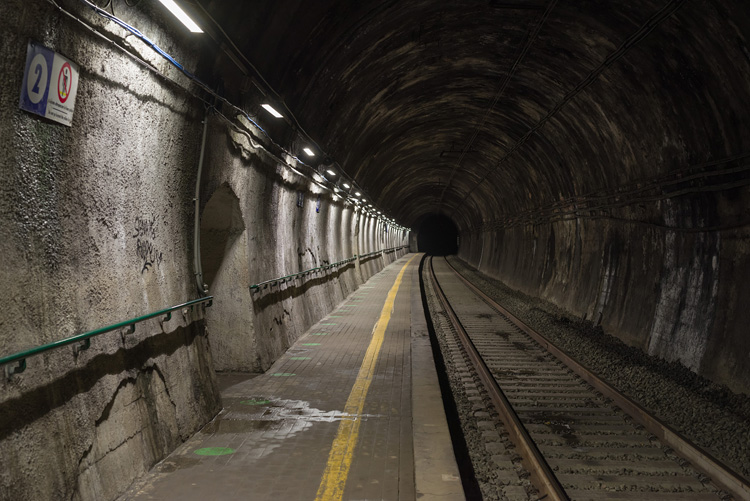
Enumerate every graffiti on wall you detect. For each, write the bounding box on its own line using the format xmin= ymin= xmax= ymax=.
xmin=133 ymin=216 xmax=163 ymax=274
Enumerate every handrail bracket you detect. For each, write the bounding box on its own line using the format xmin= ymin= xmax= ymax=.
xmin=72 ymin=338 xmax=91 ymax=356
xmin=4 ymin=359 xmax=26 ymax=380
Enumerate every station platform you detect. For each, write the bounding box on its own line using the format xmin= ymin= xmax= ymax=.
xmin=120 ymin=253 xmax=464 ymax=501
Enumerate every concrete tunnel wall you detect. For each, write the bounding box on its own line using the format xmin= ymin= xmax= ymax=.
xmin=0 ymin=2 xmax=408 ymax=500
xmin=449 ymin=2 xmax=750 ymax=396
xmin=3 ymin=0 xmax=750 ymax=498
xmin=204 ymin=0 xmax=749 ymax=400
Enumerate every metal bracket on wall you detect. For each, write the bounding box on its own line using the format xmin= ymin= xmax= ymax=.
xmin=72 ymin=338 xmax=91 ymax=356
xmin=4 ymin=359 xmax=26 ymax=380
xmin=0 ymin=296 xmax=214 ymax=377
xmin=120 ymin=324 xmax=136 ymax=344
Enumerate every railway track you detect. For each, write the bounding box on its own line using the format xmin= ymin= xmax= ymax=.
xmin=425 ymin=256 xmax=750 ymax=501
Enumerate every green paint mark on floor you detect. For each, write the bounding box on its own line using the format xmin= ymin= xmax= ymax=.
xmin=272 ymin=373 xmax=296 ymax=377
xmin=290 ymin=357 xmax=310 ymax=360
xmin=194 ymin=447 xmax=235 ymax=456
xmin=240 ymin=399 xmax=270 ymax=406
xmin=311 ymin=333 xmax=329 ymax=336
xmin=302 ymin=343 xmax=321 ymax=346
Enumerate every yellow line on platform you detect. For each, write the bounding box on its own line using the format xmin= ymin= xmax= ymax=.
xmin=315 ymin=254 xmax=419 ymax=501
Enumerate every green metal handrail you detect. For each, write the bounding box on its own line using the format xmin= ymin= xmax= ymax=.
xmin=250 ymin=256 xmax=358 ymax=291
xmin=1 ymin=296 xmax=214 ymax=378
xmin=383 ymin=245 xmax=408 ymax=254
xmin=250 ymin=245 xmax=409 ymax=292
xmin=359 ymin=249 xmax=382 ymax=259
xmin=360 ymin=245 xmax=407 ymax=259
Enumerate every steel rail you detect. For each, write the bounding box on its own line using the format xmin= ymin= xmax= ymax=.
xmin=444 ymin=257 xmax=750 ymax=501
xmin=427 ymin=257 xmax=570 ymax=501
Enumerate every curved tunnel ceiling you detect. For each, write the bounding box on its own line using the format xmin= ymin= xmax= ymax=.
xmin=203 ymin=0 xmax=750 ymax=230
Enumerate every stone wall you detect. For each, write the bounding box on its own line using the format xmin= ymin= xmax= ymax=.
xmin=459 ymin=188 xmax=750 ymax=395
xmin=0 ymin=1 xmax=408 ymax=499
xmin=199 ymin=114 xmax=409 ymax=373
xmin=0 ymin=1 xmax=222 ymax=499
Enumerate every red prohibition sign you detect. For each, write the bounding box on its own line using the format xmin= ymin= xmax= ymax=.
xmin=58 ymin=62 xmax=72 ymax=103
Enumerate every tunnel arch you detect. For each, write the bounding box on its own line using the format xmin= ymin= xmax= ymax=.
xmin=197 ymin=0 xmax=750 ymax=393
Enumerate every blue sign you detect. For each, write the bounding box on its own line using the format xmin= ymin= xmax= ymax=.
xmin=19 ymin=42 xmax=54 ymax=117
xmin=19 ymin=42 xmax=79 ymax=126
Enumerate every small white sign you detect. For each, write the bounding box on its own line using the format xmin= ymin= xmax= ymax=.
xmin=19 ymin=42 xmax=79 ymax=127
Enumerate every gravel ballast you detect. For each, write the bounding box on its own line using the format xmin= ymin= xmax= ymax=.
xmin=446 ymin=256 xmax=750 ymax=481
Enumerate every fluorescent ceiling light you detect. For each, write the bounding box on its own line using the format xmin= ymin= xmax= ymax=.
xmin=355 ymin=191 xmax=361 ymax=196
xmin=157 ymin=0 xmax=203 ymax=32
xmin=303 ymin=148 xmax=315 ymax=156
xmin=326 ymin=169 xmax=336 ymax=176
xmin=261 ymin=104 xmax=283 ymax=118
xmin=343 ymin=183 xmax=351 ymax=189
xmin=334 ymin=187 xmax=340 ymax=193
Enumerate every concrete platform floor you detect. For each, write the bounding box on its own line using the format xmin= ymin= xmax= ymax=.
xmin=119 ymin=253 xmax=464 ymax=501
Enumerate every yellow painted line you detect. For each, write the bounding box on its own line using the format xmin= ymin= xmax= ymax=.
xmin=315 ymin=254 xmax=418 ymax=501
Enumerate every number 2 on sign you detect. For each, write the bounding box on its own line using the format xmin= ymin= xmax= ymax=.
xmin=32 ymin=64 xmax=42 ymax=93
xmin=26 ymin=53 xmax=48 ymax=104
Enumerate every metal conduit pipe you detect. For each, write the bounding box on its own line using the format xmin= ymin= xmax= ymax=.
xmin=193 ymin=108 xmax=211 ymax=295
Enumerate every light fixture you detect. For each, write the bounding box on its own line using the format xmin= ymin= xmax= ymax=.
xmin=303 ymin=147 xmax=315 ymax=157
xmin=334 ymin=187 xmax=340 ymax=193
xmin=261 ymin=104 xmax=283 ymax=118
xmin=313 ymin=173 xmax=324 ymax=183
xmin=157 ymin=0 xmax=203 ymax=32
xmin=326 ymin=169 xmax=336 ymax=176
xmin=343 ymin=183 xmax=351 ymax=189
xmin=355 ymin=191 xmax=361 ymax=196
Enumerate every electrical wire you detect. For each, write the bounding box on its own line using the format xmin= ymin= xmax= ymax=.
xmin=191 ymin=0 xmax=384 ymax=215
xmin=470 ymin=161 xmax=750 ymax=233
xmin=450 ymin=0 xmax=689 ymax=218
xmin=75 ymin=0 xmax=321 ymax=171
xmin=48 ymin=0 xmax=404 ymax=227
xmin=48 ymin=0 xmax=210 ymax=103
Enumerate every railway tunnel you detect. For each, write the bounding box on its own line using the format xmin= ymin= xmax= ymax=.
xmin=1 ymin=0 xmax=750 ymax=499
